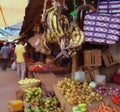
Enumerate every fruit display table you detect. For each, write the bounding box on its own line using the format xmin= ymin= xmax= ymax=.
xmin=53 ymin=84 xmax=73 ymax=112
xmin=53 ymin=84 xmax=120 ymax=112
xmin=26 ymin=62 xmax=71 ymax=78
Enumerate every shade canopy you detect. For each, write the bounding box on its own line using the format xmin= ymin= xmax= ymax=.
xmin=0 ymin=35 xmax=18 ymax=42
xmin=0 ymin=0 xmax=28 ymax=27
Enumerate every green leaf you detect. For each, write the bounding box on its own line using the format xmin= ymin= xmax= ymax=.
xmin=70 ymin=10 xmax=78 ymax=18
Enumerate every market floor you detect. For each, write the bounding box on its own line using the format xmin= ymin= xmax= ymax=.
xmin=0 ymin=67 xmax=18 ymax=112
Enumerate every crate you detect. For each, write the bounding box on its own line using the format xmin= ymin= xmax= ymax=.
xmin=84 ymin=49 xmax=102 ymax=66
xmin=102 ymin=50 xmax=117 ymax=67
xmin=78 ymin=66 xmax=100 ymax=82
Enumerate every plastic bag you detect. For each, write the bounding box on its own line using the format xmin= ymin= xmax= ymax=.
xmin=11 ymin=61 xmax=17 ymax=71
xmin=95 ymin=75 xmax=106 ymax=85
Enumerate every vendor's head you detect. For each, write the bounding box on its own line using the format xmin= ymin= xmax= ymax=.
xmin=3 ymin=42 xmax=7 ymax=46
xmin=18 ymin=40 xmax=24 ymax=45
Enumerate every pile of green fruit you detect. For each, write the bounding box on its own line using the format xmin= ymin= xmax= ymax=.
xmin=44 ymin=97 xmax=58 ymax=111
xmin=72 ymin=103 xmax=87 ymax=112
xmin=18 ymin=78 xmax=40 ymax=85
xmin=24 ymin=87 xmax=64 ymax=112
xmin=25 ymin=87 xmax=43 ymax=103
xmin=55 ymin=108 xmax=64 ymax=112
xmin=25 ymin=106 xmax=65 ymax=112
xmin=25 ymin=97 xmax=60 ymax=112
xmin=24 ymin=87 xmax=44 ymax=112
xmin=25 ymin=105 xmax=45 ymax=112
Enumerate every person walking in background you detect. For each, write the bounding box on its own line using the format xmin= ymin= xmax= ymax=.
xmin=14 ymin=40 xmax=26 ymax=80
xmin=0 ymin=42 xmax=10 ymax=71
xmin=9 ymin=43 xmax=15 ymax=58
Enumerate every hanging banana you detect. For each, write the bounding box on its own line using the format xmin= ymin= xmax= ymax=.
xmin=47 ymin=9 xmax=56 ymax=38
xmin=41 ymin=0 xmax=85 ymax=57
xmin=52 ymin=13 xmax=64 ymax=37
xmin=68 ymin=24 xmax=84 ymax=49
xmin=46 ymin=7 xmax=70 ymax=42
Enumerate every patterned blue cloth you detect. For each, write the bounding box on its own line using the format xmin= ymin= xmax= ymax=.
xmin=98 ymin=0 xmax=120 ymax=14
xmin=83 ymin=13 xmax=120 ymax=44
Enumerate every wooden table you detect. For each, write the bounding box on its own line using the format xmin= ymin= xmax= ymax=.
xmin=53 ymin=84 xmax=120 ymax=112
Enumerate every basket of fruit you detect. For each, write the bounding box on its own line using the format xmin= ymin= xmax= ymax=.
xmin=18 ymin=78 xmax=40 ymax=90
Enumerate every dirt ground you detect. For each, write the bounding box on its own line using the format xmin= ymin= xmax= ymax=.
xmin=0 ymin=67 xmax=18 ymax=112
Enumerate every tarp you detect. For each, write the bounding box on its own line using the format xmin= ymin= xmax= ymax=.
xmin=0 ymin=28 xmax=18 ymax=42
xmin=0 ymin=35 xmax=18 ymax=42
xmin=0 ymin=0 xmax=28 ymax=27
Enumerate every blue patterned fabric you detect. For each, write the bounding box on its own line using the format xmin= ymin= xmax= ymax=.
xmin=98 ymin=0 xmax=120 ymax=14
xmin=84 ymin=13 xmax=120 ymax=44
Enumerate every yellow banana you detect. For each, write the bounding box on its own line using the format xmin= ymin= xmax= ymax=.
xmin=60 ymin=15 xmax=70 ymax=33
xmin=46 ymin=28 xmax=51 ymax=42
xmin=68 ymin=24 xmax=84 ymax=49
xmin=47 ymin=9 xmax=56 ymax=38
xmin=51 ymin=12 xmax=64 ymax=37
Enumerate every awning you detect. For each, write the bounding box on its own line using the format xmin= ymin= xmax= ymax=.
xmin=0 ymin=0 xmax=28 ymax=27
xmin=0 ymin=35 xmax=18 ymax=42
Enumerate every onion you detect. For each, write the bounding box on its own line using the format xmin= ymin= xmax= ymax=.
xmin=94 ymin=85 xmax=120 ymax=96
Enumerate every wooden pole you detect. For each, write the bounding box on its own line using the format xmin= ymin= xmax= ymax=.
xmin=71 ymin=53 xmax=78 ymax=80
xmin=0 ymin=6 xmax=7 ymax=26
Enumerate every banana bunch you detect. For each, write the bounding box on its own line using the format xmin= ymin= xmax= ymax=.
xmin=63 ymin=23 xmax=85 ymax=57
xmin=46 ymin=9 xmax=57 ymax=39
xmin=42 ymin=3 xmax=84 ymax=57
xmin=45 ymin=8 xmax=84 ymax=49
xmin=45 ymin=8 xmax=69 ymax=43
xmin=68 ymin=24 xmax=84 ymax=49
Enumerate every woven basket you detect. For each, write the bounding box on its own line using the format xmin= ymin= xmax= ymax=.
xmin=18 ymin=82 xmax=40 ymax=91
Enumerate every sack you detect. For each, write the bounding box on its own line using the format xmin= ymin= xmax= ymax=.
xmin=97 ymin=0 xmax=120 ymax=14
xmin=95 ymin=75 xmax=106 ymax=85
xmin=84 ymin=13 xmax=120 ymax=44
xmin=11 ymin=61 xmax=17 ymax=71
xmin=27 ymin=34 xmax=41 ymax=47
xmin=34 ymin=34 xmax=51 ymax=55
xmin=28 ymin=33 xmax=51 ymax=55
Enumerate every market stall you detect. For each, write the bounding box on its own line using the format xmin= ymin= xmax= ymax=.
xmin=54 ymin=85 xmax=120 ymax=112
xmin=8 ymin=0 xmax=120 ymax=112
xmin=53 ymin=79 xmax=120 ymax=112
